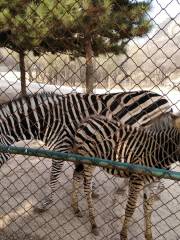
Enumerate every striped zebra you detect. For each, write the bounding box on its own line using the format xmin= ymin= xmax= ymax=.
xmin=71 ymin=114 xmax=180 ymax=240
xmin=0 ymin=91 xmax=171 ymax=210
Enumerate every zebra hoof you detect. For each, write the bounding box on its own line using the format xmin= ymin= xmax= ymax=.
xmin=74 ymin=209 xmax=83 ymax=218
xmin=91 ymin=225 xmax=99 ymax=236
xmin=120 ymin=232 xmax=127 ymax=240
xmin=115 ymin=187 xmax=126 ymax=195
xmin=145 ymin=233 xmax=153 ymax=240
xmin=33 ymin=206 xmax=48 ymax=214
xmin=92 ymin=192 xmax=100 ymax=199
xmin=33 ymin=198 xmax=53 ymax=213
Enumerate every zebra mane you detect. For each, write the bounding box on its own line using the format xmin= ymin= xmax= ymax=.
xmin=79 ymin=112 xmax=180 ymax=131
xmin=80 ymin=112 xmax=180 ymax=140
xmin=0 ymin=91 xmax=56 ymax=109
xmin=0 ymin=91 xmax=103 ymax=110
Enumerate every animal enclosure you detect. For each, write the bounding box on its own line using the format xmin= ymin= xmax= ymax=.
xmin=0 ymin=1 xmax=179 ymax=240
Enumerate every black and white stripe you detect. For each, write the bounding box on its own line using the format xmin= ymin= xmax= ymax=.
xmin=72 ymin=114 xmax=180 ymax=239
xmin=0 ymin=91 xmax=172 ymax=209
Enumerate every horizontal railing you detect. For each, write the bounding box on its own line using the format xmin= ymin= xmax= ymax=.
xmin=0 ymin=144 xmax=179 ymax=181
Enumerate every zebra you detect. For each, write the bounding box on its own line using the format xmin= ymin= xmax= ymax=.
xmin=71 ymin=113 xmax=180 ymax=240
xmin=0 ymin=90 xmax=172 ymax=210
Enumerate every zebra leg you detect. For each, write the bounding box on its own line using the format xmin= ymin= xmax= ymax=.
xmin=120 ymin=176 xmax=144 ymax=240
xmin=35 ymin=159 xmax=64 ymax=212
xmin=71 ymin=168 xmax=83 ymax=217
xmin=143 ymin=193 xmax=154 ymax=240
xmin=74 ymin=163 xmax=99 ymax=199
xmin=83 ymin=165 xmax=99 ymax=236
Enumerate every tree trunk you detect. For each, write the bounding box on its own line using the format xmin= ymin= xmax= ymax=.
xmin=19 ymin=51 xmax=26 ymax=96
xmin=85 ymin=39 xmax=94 ymax=94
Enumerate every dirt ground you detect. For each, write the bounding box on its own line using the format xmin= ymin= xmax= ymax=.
xmin=0 ymin=140 xmax=180 ymax=240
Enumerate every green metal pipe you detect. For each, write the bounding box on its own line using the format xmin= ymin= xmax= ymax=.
xmin=0 ymin=144 xmax=179 ymax=181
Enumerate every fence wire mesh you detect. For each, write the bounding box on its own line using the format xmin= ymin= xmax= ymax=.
xmin=0 ymin=0 xmax=179 ymax=240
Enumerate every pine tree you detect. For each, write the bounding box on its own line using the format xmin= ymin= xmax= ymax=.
xmin=0 ymin=0 xmax=152 ymax=94
xmin=38 ymin=0 xmax=152 ymax=93
xmin=0 ymin=0 xmax=51 ymax=95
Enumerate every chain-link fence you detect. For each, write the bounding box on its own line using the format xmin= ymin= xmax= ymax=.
xmin=0 ymin=0 xmax=179 ymax=240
